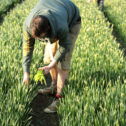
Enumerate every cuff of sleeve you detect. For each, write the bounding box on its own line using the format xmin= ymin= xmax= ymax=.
xmin=23 ymin=65 xmax=30 ymax=73
xmin=54 ymin=47 xmax=66 ymax=62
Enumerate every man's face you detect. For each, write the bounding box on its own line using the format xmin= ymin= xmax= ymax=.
xmin=37 ymin=33 xmax=47 ymax=41
xmin=36 ymin=25 xmax=51 ymax=41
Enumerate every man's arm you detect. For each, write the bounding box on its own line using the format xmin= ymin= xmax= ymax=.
xmin=54 ymin=28 xmax=71 ymax=62
xmin=39 ymin=28 xmax=70 ymax=75
xmin=22 ymin=23 xmax=35 ymax=83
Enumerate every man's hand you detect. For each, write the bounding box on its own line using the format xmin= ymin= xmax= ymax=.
xmin=39 ymin=66 xmax=51 ymax=74
xmin=39 ymin=60 xmax=57 ymax=74
xmin=23 ymin=72 xmax=30 ymax=84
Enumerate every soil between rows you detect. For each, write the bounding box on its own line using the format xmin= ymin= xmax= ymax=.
xmin=31 ymin=74 xmax=59 ymax=126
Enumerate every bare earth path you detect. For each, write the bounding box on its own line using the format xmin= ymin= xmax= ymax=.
xmin=31 ymin=74 xmax=59 ymax=126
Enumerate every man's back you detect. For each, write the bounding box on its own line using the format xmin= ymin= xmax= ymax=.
xmin=24 ymin=0 xmax=80 ymax=36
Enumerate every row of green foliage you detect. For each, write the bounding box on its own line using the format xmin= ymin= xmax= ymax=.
xmin=104 ymin=0 xmax=126 ymax=44
xmin=58 ymin=0 xmax=126 ymax=125
xmin=0 ymin=0 xmax=24 ymax=17
xmin=1 ymin=0 xmax=126 ymax=125
xmin=0 ymin=0 xmax=46 ymax=125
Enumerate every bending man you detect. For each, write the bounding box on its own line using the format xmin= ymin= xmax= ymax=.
xmin=22 ymin=0 xmax=81 ymax=113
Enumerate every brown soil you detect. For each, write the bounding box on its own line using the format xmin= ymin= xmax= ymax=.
xmin=31 ymin=74 xmax=59 ymax=126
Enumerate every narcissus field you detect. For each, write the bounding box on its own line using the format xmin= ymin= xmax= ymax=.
xmin=0 ymin=0 xmax=126 ymax=125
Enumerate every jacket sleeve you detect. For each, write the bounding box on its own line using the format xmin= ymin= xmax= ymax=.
xmin=54 ymin=28 xmax=71 ymax=62
xmin=22 ymin=23 xmax=35 ymax=73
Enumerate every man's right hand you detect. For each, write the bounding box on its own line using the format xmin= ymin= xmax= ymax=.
xmin=23 ymin=72 xmax=30 ymax=84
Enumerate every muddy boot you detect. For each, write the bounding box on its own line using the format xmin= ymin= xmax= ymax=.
xmin=44 ymin=99 xmax=60 ymax=113
xmin=38 ymin=85 xmax=57 ymax=95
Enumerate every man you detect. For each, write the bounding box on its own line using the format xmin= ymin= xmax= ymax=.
xmin=23 ymin=0 xmax=81 ymax=113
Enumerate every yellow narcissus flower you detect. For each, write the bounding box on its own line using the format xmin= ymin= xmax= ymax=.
xmin=34 ymin=70 xmax=46 ymax=85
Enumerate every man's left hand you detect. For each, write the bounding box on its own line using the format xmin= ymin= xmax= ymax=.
xmin=38 ymin=65 xmax=51 ymax=74
xmin=38 ymin=59 xmax=57 ymax=74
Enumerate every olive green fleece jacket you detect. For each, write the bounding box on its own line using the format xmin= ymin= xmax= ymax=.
xmin=23 ymin=0 xmax=80 ymax=73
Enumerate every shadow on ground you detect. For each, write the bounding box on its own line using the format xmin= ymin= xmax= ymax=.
xmin=30 ymin=74 xmax=59 ymax=126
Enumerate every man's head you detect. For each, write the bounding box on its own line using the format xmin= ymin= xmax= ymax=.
xmin=30 ymin=15 xmax=51 ymax=39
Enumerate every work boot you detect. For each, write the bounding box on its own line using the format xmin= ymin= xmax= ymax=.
xmin=38 ymin=84 xmax=57 ymax=95
xmin=44 ymin=99 xmax=60 ymax=113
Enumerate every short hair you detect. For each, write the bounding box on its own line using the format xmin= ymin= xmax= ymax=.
xmin=30 ymin=15 xmax=50 ymax=38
